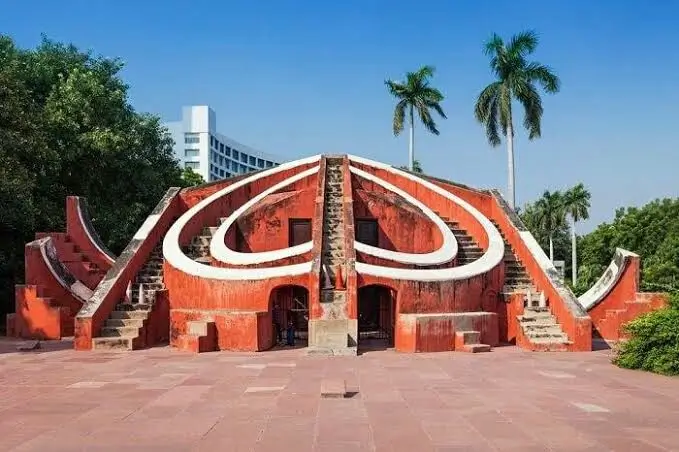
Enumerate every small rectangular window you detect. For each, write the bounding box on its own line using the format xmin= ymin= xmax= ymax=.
xmin=240 ymin=152 xmax=248 ymax=163
xmin=231 ymin=160 xmax=239 ymax=171
xmin=185 ymin=133 xmax=200 ymax=144
xmin=218 ymin=155 xmax=224 ymax=166
xmin=219 ymin=143 xmax=224 ymax=152
xmin=219 ymin=169 xmax=225 ymax=177
xmin=266 ymin=161 xmax=274 ymax=168
xmin=184 ymin=148 xmax=199 ymax=157
xmin=257 ymin=158 xmax=264 ymax=168
xmin=249 ymin=156 xmax=256 ymax=166
xmin=210 ymin=136 xmax=214 ymax=147
xmin=224 ymin=172 xmax=231 ymax=178
xmin=225 ymin=146 xmax=231 ymax=157
xmin=232 ymin=150 xmax=239 ymax=160
xmin=185 ymin=161 xmax=199 ymax=169
xmin=240 ymin=164 xmax=247 ymax=173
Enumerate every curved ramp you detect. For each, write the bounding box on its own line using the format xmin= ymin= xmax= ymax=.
xmin=578 ymin=248 xmax=638 ymax=311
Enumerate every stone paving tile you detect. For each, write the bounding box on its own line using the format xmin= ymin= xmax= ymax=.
xmin=1 ymin=337 xmax=679 ymax=451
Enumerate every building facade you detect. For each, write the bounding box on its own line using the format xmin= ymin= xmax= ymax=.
xmin=6 ymin=154 xmax=669 ymax=353
xmin=164 ymin=106 xmax=281 ymax=182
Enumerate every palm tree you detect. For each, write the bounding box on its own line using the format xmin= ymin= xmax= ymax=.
xmin=474 ymin=30 xmax=560 ymax=210
xmin=386 ymin=65 xmax=446 ymax=171
xmin=563 ymin=183 xmax=591 ymax=285
xmin=535 ymin=190 xmax=566 ymax=262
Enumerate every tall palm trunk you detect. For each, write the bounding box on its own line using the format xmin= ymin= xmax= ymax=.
xmin=549 ymin=234 xmax=554 ymax=262
xmin=571 ymin=217 xmax=577 ymax=285
xmin=408 ymin=106 xmax=415 ymax=171
xmin=506 ymin=114 xmax=516 ymax=210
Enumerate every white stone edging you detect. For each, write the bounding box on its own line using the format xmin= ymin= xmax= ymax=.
xmin=75 ymin=198 xmax=115 ymax=264
xmin=210 ymin=166 xmax=319 ymax=265
xmin=163 ymin=155 xmax=321 ymax=280
xmin=577 ymin=248 xmax=638 ymax=311
xmin=348 ymin=155 xmax=505 ymax=282
xmin=350 ymin=166 xmax=457 ymax=265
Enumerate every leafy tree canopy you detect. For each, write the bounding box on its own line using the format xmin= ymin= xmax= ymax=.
xmin=576 ymin=198 xmax=679 ymax=293
xmin=0 ymin=34 xmax=189 ymax=313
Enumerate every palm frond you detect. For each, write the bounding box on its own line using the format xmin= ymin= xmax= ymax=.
xmin=417 ymin=104 xmax=440 ymax=135
xmin=525 ymin=62 xmax=560 ymax=93
xmin=514 ymin=81 xmax=543 ymax=139
xmin=385 ymin=79 xmax=406 ymax=97
xmin=507 ymin=30 xmax=538 ymax=56
xmin=392 ymin=99 xmax=407 ymax=136
xmin=484 ymin=33 xmax=504 ymax=56
xmin=474 ymin=82 xmax=502 ymax=146
xmin=485 ymin=97 xmax=501 ymax=146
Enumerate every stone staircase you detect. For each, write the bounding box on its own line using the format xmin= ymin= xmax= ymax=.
xmin=184 ymin=219 xmax=225 ymax=263
xmin=488 ymin=220 xmax=571 ymax=350
xmin=455 ymin=330 xmax=491 ymax=353
xmin=517 ymin=306 xmax=571 ymax=350
xmin=310 ymin=157 xmax=356 ymax=355
xmin=321 ymin=158 xmax=345 ymax=286
xmin=443 ymin=220 xmax=483 ymax=265
xmin=92 ymin=244 xmax=165 ymax=350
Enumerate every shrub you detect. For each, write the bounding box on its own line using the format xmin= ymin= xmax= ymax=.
xmin=613 ymin=295 xmax=679 ymax=375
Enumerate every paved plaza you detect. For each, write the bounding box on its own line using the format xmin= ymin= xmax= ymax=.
xmin=0 ymin=339 xmax=677 ymax=451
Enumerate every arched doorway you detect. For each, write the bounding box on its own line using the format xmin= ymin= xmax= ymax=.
xmin=358 ymin=285 xmax=396 ymax=350
xmin=269 ymin=285 xmax=309 ymax=348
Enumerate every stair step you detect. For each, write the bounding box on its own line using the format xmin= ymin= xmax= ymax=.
xmin=100 ymin=326 xmax=140 ymax=337
xmin=461 ymin=344 xmax=491 ymax=353
xmin=105 ymin=318 xmax=144 ymax=328
xmin=110 ymin=310 xmax=150 ymax=320
xmin=92 ymin=336 xmax=136 ymax=351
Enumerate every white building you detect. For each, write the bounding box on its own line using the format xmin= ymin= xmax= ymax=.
xmin=165 ymin=106 xmax=281 ymax=182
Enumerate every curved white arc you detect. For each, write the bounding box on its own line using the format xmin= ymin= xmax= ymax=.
xmin=210 ymin=166 xmax=319 ymax=265
xmin=577 ymin=248 xmax=638 ymax=310
xmin=76 ymin=204 xmax=115 ymax=264
xmin=350 ymin=166 xmax=457 ymax=265
xmin=163 ymin=155 xmax=322 ymax=281
xmin=348 ymin=154 xmax=505 ymax=282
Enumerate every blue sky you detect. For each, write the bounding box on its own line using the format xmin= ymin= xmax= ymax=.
xmin=2 ymin=0 xmax=678 ymax=232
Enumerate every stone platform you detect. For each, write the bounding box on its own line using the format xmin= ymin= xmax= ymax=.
xmin=0 ymin=338 xmax=678 ymax=451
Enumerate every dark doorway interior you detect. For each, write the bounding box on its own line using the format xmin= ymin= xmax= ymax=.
xmin=356 ymin=219 xmax=378 ymax=246
xmin=270 ymin=285 xmax=309 ymax=348
xmin=358 ymin=285 xmax=395 ymax=351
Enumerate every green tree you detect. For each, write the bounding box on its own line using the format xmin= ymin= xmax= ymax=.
xmin=181 ymin=167 xmax=206 ymax=187
xmin=474 ymin=30 xmax=560 ymax=210
xmin=385 ymin=66 xmax=446 ymax=172
xmin=563 ymin=183 xmax=591 ymax=285
xmin=534 ymin=190 xmax=566 ymax=262
xmin=0 ymin=34 xmax=185 ymax=316
xmin=520 ymin=198 xmax=571 ymax=271
xmin=577 ymin=198 xmax=679 ymax=293
xmin=398 ymin=159 xmax=423 ymax=174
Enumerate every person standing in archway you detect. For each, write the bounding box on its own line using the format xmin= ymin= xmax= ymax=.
xmin=286 ymin=310 xmax=295 ymax=346
xmin=272 ymin=302 xmax=283 ymax=345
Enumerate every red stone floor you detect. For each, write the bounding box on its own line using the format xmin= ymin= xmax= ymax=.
xmin=0 ymin=339 xmax=678 ymax=452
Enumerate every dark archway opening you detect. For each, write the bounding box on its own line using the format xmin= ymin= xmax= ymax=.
xmin=358 ymin=285 xmax=396 ymax=352
xmin=269 ymin=285 xmax=309 ymax=349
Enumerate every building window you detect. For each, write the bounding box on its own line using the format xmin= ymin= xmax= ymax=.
xmin=219 ymin=169 xmax=225 ymax=177
xmin=231 ymin=160 xmax=239 ymax=171
xmin=185 ymin=162 xmax=199 ymax=170
xmin=257 ymin=158 xmax=264 ymax=168
xmin=184 ymin=148 xmax=199 ymax=157
xmin=225 ymin=146 xmax=231 ymax=157
xmin=214 ymin=139 xmax=220 ymax=150
xmin=266 ymin=161 xmax=274 ymax=168
xmin=240 ymin=152 xmax=248 ymax=163
xmin=232 ymin=150 xmax=239 ymax=160
xmin=249 ymin=156 xmax=256 ymax=166
xmin=225 ymin=172 xmax=231 ymax=178
xmin=219 ymin=143 xmax=224 ymax=152
xmin=218 ymin=155 xmax=224 ymax=166
xmin=240 ymin=164 xmax=247 ymax=173
xmin=210 ymin=136 xmax=214 ymax=147
xmin=185 ymin=133 xmax=200 ymax=144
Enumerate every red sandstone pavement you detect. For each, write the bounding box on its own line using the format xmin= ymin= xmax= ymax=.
xmin=0 ymin=339 xmax=678 ymax=452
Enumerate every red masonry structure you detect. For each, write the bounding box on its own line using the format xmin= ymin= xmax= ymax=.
xmin=6 ymin=155 xmax=667 ymax=353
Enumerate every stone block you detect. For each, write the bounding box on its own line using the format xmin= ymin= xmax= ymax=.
xmin=321 ymin=379 xmax=347 ymax=398
xmin=308 ymin=319 xmax=349 ymax=349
